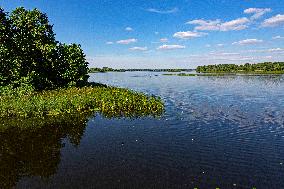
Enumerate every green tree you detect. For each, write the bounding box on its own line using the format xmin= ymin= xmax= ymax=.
xmin=51 ymin=43 xmax=89 ymax=87
xmin=9 ymin=7 xmax=57 ymax=89
xmin=0 ymin=7 xmax=89 ymax=90
xmin=0 ymin=8 xmax=18 ymax=85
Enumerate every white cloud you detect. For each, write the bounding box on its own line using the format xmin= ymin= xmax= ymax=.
xmin=209 ymin=52 xmax=240 ymax=56
xmin=247 ymin=48 xmax=284 ymax=53
xmin=187 ymin=19 xmax=221 ymax=31
xmin=262 ymin=14 xmax=284 ymax=27
xmin=272 ymin=35 xmax=284 ymax=40
xmin=146 ymin=7 xmax=178 ymax=14
xmin=129 ymin=46 xmax=148 ymax=51
xmin=116 ymin=38 xmax=137 ymax=45
xmin=173 ymin=31 xmax=207 ymax=39
xmin=183 ymin=53 xmax=256 ymax=63
xmin=157 ymin=44 xmax=185 ymax=50
xmin=244 ymin=8 xmax=271 ymax=20
xmin=106 ymin=41 xmax=114 ymax=45
xmin=160 ymin=38 xmax=168 ymax=42
xmin=220 ymin=52 xmax=240 ymax=56
xmin=217 ymin=44 xmax=224 ymax=47
xmin=267 ymin=48 xmax=284 ymax=52
xmin=220 ymin=18 xmax=250 ymax=31
xmin=264 ymin=56 xmax=273 ymax=59
xmin=205 ymin=44 xmax=211 ymax=47
xmin=232 ymin=39 xmax=263 ymax=45
xmin=187 ymin=17 xmax=250 ymax=31
xmin=125 ymin=27 xmax=133 ymax=31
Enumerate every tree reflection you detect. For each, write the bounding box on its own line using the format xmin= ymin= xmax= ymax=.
xmin=0 ymin=113 xmax=91 ymax=188
xmin=0 ymin=108 xmax=164 ymax=188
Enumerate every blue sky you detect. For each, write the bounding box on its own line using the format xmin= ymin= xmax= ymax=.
xmin=1 ymin=0 xmax=284 ymax=68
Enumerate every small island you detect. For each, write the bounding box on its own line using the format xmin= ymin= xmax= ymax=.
xmin=0 ymin=7 xmax=164 ymax=119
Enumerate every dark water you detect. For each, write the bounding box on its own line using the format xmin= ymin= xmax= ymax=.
xmin=1 ymin=72 xmax=284 ymax=189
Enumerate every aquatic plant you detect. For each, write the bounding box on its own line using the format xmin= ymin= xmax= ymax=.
xmin=162 ymin=73 xmax=196 ymax=76
xmin=0 ymin=85 xmax=164 ymax=118
xmin=162 ymin=73 xmax=225 ymax=76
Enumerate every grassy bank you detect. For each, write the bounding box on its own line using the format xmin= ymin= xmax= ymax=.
xmin=0 ymin=85 xmax=164 ymax=118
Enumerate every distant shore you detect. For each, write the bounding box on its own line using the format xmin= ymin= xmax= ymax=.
xmin=89 ymin=67 xmax=194 ymax=73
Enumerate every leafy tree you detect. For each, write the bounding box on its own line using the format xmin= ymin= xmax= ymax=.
xmin=0 ymin=7 xmax=89 ymax=90
xmin=9 ymin=7 xmax=57 ymax=89
xmin=0 ymin=8 xmax=18 ymax=85
xmin=51 ymin=43 xmax=89 ymax=87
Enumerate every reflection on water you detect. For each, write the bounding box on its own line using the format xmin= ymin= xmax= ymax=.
xmin=1 ymin=72 xmax=284 ymax=188
xmin=0 ymin=114 xmax=90 ymax=188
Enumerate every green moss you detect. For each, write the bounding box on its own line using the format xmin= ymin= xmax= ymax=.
xmin=0 ymin=85 xmax=164 ymax=118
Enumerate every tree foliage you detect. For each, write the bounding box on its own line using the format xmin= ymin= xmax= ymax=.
xmin=196 ymin=62 xmax=284 ymax=73
xmin=0 ymin=7 xmax=89 ymax=90
xmin=0 ymin=8 xmax=18 ymax=86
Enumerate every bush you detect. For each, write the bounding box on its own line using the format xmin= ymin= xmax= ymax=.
xmin=0 ymin=7 xmax=89 ymax=90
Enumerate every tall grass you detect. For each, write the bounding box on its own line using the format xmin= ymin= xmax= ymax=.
xmin=0 ymin=85 xmax=164 ymax=118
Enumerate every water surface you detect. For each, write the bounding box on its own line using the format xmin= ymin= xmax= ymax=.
xmin=1 ymin=72 xmax=284 ymax=189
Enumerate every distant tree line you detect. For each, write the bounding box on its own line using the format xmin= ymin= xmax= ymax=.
xmin=196 ymin=62 xmax=284 ymax=73
xmin=0 ymin=7 xmax=89 ymax=90
xmin=89 ymin=67 xmax=193 ymax=73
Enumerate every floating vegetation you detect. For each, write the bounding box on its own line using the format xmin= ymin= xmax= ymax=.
xmin=177 ymin=73 xmax=197 ymax=76
xmin=162 ymin=73 xmax=196 ymax=76
xmin=0 ymin=85 xmax=164 ymax=119
xmin=162 ymin=73 xmax=226 ymax=76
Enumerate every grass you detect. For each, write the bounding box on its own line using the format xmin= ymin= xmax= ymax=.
xmin=0 ymin=84 xmax=164 ymax=118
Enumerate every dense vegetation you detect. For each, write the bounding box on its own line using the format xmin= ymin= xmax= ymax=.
xmin=0 ymin=7 xmax=164 ymax=118
xmin=89 ymin=67 xmax=193 ymax=73
xmin=196 ymin=62 xmax=284 ymax=74
xmin=0 ymin=85 xmax=164 ymax=118
xmin=0 ymin=7 xmax=88 ymax=90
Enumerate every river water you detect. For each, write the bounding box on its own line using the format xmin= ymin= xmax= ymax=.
xmin=1 ymin=72 xmax=284 ymax=189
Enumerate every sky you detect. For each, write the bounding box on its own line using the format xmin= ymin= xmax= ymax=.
xmin=1 ymin=0 xmax=284 ymax=69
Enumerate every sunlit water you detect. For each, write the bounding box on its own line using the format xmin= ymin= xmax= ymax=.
xmin=1 ymin=72 xmax=284 ymax=189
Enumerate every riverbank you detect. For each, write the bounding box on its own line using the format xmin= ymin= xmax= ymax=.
xmin=0 ymin=84 xmax=164 ymax=118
